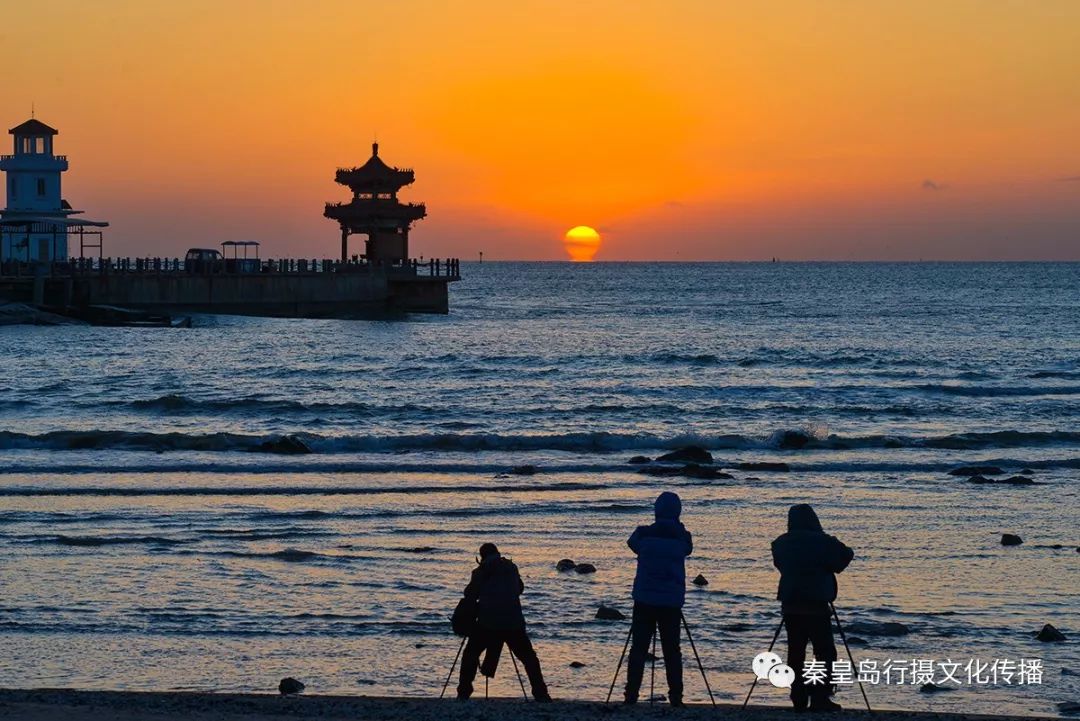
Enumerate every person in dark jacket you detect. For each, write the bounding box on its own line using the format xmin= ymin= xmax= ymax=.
xmin=771 ymin=504 xmax=854 ymax=713
xmin=624 ymin=491 xmax=693 ymax=707
xmin=456 ymin=543 xmax=550 ymax=701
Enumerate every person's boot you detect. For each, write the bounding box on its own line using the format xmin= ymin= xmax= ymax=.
xmin=623 ymin=692 xmax=638 ymax=705
xmin=791 ymin=688 xmax=809 ymax=712
xmin=669 ymin=694 xmax=685 ymax=708
xmin=809 ymin=697 xmax=842 ymax=713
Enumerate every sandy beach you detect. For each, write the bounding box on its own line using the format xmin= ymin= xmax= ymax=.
xmin=0 ymin=690 xmax=1060 ymax=721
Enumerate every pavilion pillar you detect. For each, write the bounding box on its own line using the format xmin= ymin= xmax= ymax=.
xmin=340 ymin=227 xmax=349 ymax=262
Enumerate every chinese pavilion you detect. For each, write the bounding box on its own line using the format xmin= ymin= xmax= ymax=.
xmin=324 ymin=142 xmax=426 ymax=264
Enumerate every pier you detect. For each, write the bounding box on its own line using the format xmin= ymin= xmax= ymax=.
xmin=0 ymin=119 xmax=461 ymax=317
xmin=0 ymin=255 xmax=460 ymax=316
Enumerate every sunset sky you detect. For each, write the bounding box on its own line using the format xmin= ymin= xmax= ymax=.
xmin=3 ymin=0 xmax=1079 ymax=260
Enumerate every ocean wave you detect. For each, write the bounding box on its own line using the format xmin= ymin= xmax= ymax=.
xmin=0 ymin=481 xmax=611 ymax=498
xmin=45 ymin=535 xmax=190 ymax=547
xmin=915 ymin=383 xmax=1080 ymax=397
xmin=108 ymin=394 xmax=441 ymax=418
xmin=2 ymin=427 xmax=1080 ymax=456
xmin=1028 ymin=370 xmax=1080 ymax=380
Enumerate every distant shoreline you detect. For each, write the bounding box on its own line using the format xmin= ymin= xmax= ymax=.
xmin=452 ymin=259 xmax=1080 ymax=263
xmin=0 ymin=689 xmax=1056 ymax=721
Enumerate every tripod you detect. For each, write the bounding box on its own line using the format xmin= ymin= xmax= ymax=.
xmin=440 ymin=635 xmax=530 ymax=701
xmin=605 ymin=612 xmax=715 ymax=706
xmin=741 ymin=605 xmax=872 ymax=712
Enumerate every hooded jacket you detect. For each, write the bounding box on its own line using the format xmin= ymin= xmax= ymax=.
xmin=771 ymin=504 xmax=854 ymax=613
xmin=462 ymin=552 xmax=527 ymax=630
xmin=628 ymin=491 xmax=693 ymax=608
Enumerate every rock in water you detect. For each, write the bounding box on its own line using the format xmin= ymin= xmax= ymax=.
xmin=509 ymin=465 xmax=538 ymax=475
xmin=1036 ymin=624 xmax=1066 ymax=642
xmin=556 ymin=558 xmax=577 ymax=571
xmin=278 ymin=677 xmax=305 ymax=695
xmin=627 ymin=455 xmax=651 ymax=464
xmin=596 ymin=605 xmax=625 ymax=621
xmin=1001 ymin=475 xmax=1035 ymax=485
xmin=638 ymin=464 xmax=732 ymax=480
xmin=258 ymin=435 xmax=312 ymax=454
xmin=737 ymin=461 xmax=790 ymax=472
xmin=656 ymin=446 xmax=713 ymax=464
xmin=774 ymin=430 xmax=812 ymax=450
xmin=948 ymin=465 xmax=1005 ymax=477
xmin=1057 ymin=702 xmax=1080 ymax=715
xmin=569 ymin=661 xmax=586 ymax=668
xmin=846 ymin=620 xmax=910 ymax=637
xmin=692 ymin=574 xmax=709 ymax=587
xmin=969 ymin=475 xmax=1034 ymax=485
xmin=678 ymin=463 xmax=733 ymax=479
xmin=0 ymin=302 xmax=87 ymax=326
xmin=574 ymin=563 xmax=597 ymax=574
xmin=919 ymin=682 xmax=955 ymax=693
xmin=1001 ymin=533 xmax=1023 ymax=546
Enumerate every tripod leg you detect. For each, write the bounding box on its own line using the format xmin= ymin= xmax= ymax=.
xmin=742 ymin=616 xmax=786 ymax=709
xmin=681 ymin=613 xmax=716 ymax=707
xmin=831 ymin=603 xmax=872 ymax=713
xmin=485 ymin=676 xmax=489 ymax=700
xmin=605 ymin=622 xmax=634 ymax=704
xmin=509 ymin=648 xmax=529 ymax=701
xmin=649 ymin=623 xmax=657 ymax=704
xmin=440 ymin=636 xmax=467 ymax=700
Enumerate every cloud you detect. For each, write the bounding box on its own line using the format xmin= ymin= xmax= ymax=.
xmin=1057 ymin=175 xmax=1080 ymax=182
xmin=922 ymin=179 xmax=946 ymax=191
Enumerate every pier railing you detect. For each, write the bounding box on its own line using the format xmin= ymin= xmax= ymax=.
xmin=0 ymin=257 xmax=461 ymax=279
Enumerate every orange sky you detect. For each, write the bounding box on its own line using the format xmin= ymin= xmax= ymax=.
xmin=3 ymin=0 xmax=1079 ymax=260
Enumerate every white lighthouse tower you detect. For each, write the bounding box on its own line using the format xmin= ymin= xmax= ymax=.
xmin=0 ymin=118 xmax=108 ymax=264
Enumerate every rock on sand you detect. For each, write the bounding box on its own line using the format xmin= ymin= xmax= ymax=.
xmin=1001 ymin=533 xmax=1023 ymax=546
xmin=278 ymin=677 xmax=305 ymax=695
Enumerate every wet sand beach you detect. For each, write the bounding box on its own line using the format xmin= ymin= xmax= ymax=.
xmin=0 ymin=690 xmax=1059 ymax=721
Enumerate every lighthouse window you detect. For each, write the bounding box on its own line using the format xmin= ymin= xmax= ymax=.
xmin=37 ymin=179 xmax=46 ymax=196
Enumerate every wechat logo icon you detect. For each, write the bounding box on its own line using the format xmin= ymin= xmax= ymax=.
xmin=752 ymin=651 xmax=795 ymax=688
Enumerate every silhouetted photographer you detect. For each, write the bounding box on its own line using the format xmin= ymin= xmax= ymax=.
xmin=624 ymin=491 xmax=693 ymax=707
xmin=771 ymin=504 xmax=854 ymax=713
xmin=452 ymin=543 xmax=551 ymax=702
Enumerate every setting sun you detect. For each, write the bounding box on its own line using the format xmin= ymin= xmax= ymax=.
xmin=564 ymin=226 xmax=601 ymax=262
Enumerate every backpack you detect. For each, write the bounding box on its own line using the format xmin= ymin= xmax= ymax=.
xmin=451 ymin=596 xmax=477 ymax=637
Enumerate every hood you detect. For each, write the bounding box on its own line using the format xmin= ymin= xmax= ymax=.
xmin=654 ymin=491 xmax=682 ymax=521
xmin=787 ymin=504 xmax=823 ymax=532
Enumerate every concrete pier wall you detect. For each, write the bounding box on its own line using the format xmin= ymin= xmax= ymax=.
xmin=2 ymin=272 xmax=451 ymax=317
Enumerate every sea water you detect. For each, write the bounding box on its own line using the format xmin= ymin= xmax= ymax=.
xmin=0 ymin=262 xmax=1077 ymax=715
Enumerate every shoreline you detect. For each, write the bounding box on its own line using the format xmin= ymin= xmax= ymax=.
xmin=0 ymin=690 xmax=1057 ymax=721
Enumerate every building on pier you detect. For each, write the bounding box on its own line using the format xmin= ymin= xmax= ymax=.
xmin=0 ymin=118 xmax=108 ymax=263
xmin=324 ymin=142 xmax=426 ymax=264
